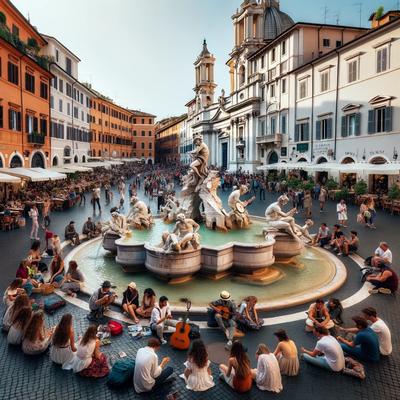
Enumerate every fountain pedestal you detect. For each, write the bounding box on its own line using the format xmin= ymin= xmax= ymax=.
xmin=271 ymin=232 xmax=304 ymax=262
xmin=144 ymin=245 xmax=202 ymax=284
xmin=102 ymin=232 xmax=121 ymax=254
xmin=115 ymin=238 xmax=146 ymax=271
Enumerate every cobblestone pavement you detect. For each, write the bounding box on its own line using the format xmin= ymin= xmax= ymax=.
xmin=0 ymin=180 xmax=399 ymax=399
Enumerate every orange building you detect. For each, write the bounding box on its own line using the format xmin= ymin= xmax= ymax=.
xmin=89 ymin=94 xmax=134 ymax=159
xmin=0 ymin=0 xmax=52 ymax=168
xmin=130 ymin=110 xmax=156 ymax=164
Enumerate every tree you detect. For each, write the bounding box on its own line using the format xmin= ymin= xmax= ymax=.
xmin=0 ymin=11 xmax=6 ymax=25
xmin=375 ymin=6 xmax=384 ymax=19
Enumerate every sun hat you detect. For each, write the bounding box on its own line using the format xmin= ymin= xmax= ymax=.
xmin=128 ymin=282 xmax=136 ymax=290
xmin=220 ymin=290 xmax=231 ymax=300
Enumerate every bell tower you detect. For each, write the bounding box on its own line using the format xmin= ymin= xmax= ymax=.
xmin=194 ymin=40 xmax=217 ymax=109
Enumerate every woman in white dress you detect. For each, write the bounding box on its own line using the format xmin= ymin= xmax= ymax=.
xmin=7 ymin=306 xmax=32 ymax=346
xmin=50 ymin=314 xmax=76 ymax=365
xmin=2 ymin=293 xmax=31 ymax=332
xmin=181 ymin=339 xmax=214 ymax=392
xmin=22 ymin=311 xmax=53 ymax=355
xmin=337 ymin=199 xmax=348 ymax=227
xmin=251 ymin=344 xmax=283 ymax=393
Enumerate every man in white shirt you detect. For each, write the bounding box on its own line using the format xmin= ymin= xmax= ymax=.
xmin=150 ymin=296 xmax=177 ymax=345
xmin=362 ymin=307 xmax=392 ymax=355
xmin=92 ymin=187 xmax=101 ymax=213
xmin=133 ymin=338 xmax=173 ymax=393
xmin=301 ymin=326 xmax=345 ymax=372
xmin=372 ymin=242 xmax=392 ymax=267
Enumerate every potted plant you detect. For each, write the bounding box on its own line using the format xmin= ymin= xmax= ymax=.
xmin=302 ymin=181 xmax=314 ymax=191
xmin=388 ymin=185 xmax=400 ymax=200
xmin=326 ymin=178 xmax=338 ymax=190
xmin=354 ymin=179 xmax=368 ymax=196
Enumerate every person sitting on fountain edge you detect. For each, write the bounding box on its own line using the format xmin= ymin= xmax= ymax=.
xmin=209 ymin=291 xmax=242 ymax=350
xmin=150 ymin=296 xmax=178 ymax=345
xmin=87 ymin=280 xmax=117 ymax=321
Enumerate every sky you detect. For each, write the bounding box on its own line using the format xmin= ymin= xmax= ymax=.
xmin=12 ymin=0 xmax=400 ymax=120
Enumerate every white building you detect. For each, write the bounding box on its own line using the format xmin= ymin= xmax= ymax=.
xmin=41 ymin=35 xmax=94 ymax=166
xmin=182 ymin=0 xmax=366 ymax=172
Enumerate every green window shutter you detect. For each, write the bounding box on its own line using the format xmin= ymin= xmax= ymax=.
xmin=0 ymin=106 xmax=3 ymax=128
xmin=25 ymin=114 xmax=30 ymax=133
xmin=33 ymin=117 xmax=38 ymax=133
xmin=368 ymin=110 xmax=375 ymax=134
xmin=355 ymin=113 xmax=361 ymax=136
xmin=305 ymin=123 xmax=310 ymax=141
xmin=17 ymin=112 xmax=21 ymax=131
xmin=384 ymin=106 xmax=393 ymax=132
xmin=316 ymin=120 xmax=321 ymax=140
xmin=294 ymin=124 xmax=299 ymax=142
xmin=341 ymin=115 xmax=347 ymax=137
xmin=327 ymin=118 xmax=333 ymax=139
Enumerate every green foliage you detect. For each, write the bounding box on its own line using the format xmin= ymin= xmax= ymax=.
xmin=302 ymin=180 xmax=314 ymax=191
xmin=27 ymin=37 xmax=39 ymax=52
xmin=354 ymin=179 xmax=368 ymax=196
xmin=335 ymin=188 xmax=349 ymax=201
xmin=375 ymin=6 xmax=384 ymax=19
xmin=326 ymin=178 xmax=339 ymax=190
xmin=287 ymin=177 xmax=302 ymax=189
xmin=0 ymin=11 xmax=6 ymax=24
xmin=388 ymin=185 xmax=400 ymax=200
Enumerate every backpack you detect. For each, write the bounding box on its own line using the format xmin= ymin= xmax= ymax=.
xmin=189 ymin=323 xmax=201 ymax=339
xmin=108 ymin=320 xmax=123 ymax=336
xmin=107 ymin=358 xmax=136 ymax=388
xmin=44 ymin=294 xmax=66 ymax=314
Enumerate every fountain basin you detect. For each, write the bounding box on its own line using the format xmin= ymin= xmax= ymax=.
xmin=144 ymin=245 xmax=202 ymax=283
xmin=272 ymin=232 xmax=304 ymax=262
xmin=102 ymin=232 xmax=121 ymax=253
xmin=115 ymin=238 xmax=146 ymax=268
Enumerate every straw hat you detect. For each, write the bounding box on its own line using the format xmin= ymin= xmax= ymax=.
xmin=128 ymin=282 xmax=137 ymax=290
xmin=220 ymin=290 xmax=231 ymax=300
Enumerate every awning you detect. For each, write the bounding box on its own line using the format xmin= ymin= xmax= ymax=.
xmin=0 ymin=173 xmax=21 ymax=183
xmin=29 ymin=168 xmax=67 ymax=181
xmin=121 ymin=158 xmax=140 ymax=163
xmin=105 ymin=160 xmax=124 ymax=166
xmin=257 ymin=162 xmax=310 ymax=171
xmin=304 ymin=162 xmax=400 ymax=175
xmin=50 ymin=167 xmax=76 ymax=174
xmin=363 ymin=163 xmax=400 ymax=175
xmin=303 ymin=163 xmax=339 ymax=172
xmin=63 ymin=165 xmax=93 ymax=172
xmin=81 ymin=162 xmax=111 ymax=169
xmin=1 ymin=168 xmax=53 ymax=182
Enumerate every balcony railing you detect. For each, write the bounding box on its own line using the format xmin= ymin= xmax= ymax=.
xmin=27 ymin=133 xmax=45 ymax=145
xmin=256 ymin=133 xmax=282 ymax=145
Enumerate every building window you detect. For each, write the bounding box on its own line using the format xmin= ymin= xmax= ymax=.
xmin=0 ymin=106 xmax=3 ymax=128
xmin=67 ymin=103 xmax=71 ymax=115
xmin=141 ymin=143 xmax=145 ymax=149
xmin=7 ymin=62 xmax=19 ymax=85
xmin=149 ymin=143 xmax=152 ymax=149
xmin=259 ymin=120 xmax=265 ymax=135
xmin=271 ymin=48 xmax=276 ymax=62
xmin=320 ymin=71 xmax=329 ymax=92
xmin=59 ymin=79 xmax=63 ymax=93
xmin=261 ymin=55 xmax=265 ymax=69
xmin=282 ymin=40 xmax=286 ymax=55
xmin=316 ymin=118 xmax=333 ymax=140
xmin=9 ymin=109 xmax=21 ymax=131
xmin=336 ymin=40 xmax=342 ymax=48
xmin=239 ymin=65 xmax=246 ymax=86
xmin=66 ymin=57 xmax=72 ymax=75
xmin=52 ymin=76 xmax=58 ymax=89
xmin=348 ymin=60 xmax=358 ymax=83
xmin=270 ymin=117 xmax=276 ymax=134
xmin=55 ymin=49 xmax=59 ymax=62
xmin=294 ymin=122 xmax=309 ymax=142
xmin=59 ymin=99 xmax=63 ymax=112
xmin=323 ymin=38 xmax=330 ymax=47
xmin=281 ymin=114 xmax=287 ymax=134
xmin=141 ymin=118 xmax=145 ymax=124
xmin=368 ymin=106 xmax=392 ymax=134
xmin=281 ymin=78 xmax=286 ymax=94
xmin=377 ymin=47 xmax=388 ymax=73
xmin=74 ymin=107 xmax=78 ymax=118
xmin=50 ymin=96 xmax=54 ymax=109
xmin=66 ymin=83 xmax=72 ymax=97
xmin=141 ymin=131 xmax=145 ymax=136
xmin=341 ymin=113 xmax=361 ymax=137
xmin=148 ymin=131 xmax=152 ymax=136
xmin=25 ymin=115 xmax=38 ymax=133
xmin=12 ymin=24 xmax=19 ymax=37
xmin=25 ymin=72 xmax=35 ymax=93
xmin=270 ymin=84 xmax=275 ymax=98
xmin=40 ymin=82 xmax=48 ymax=99
xmin=299 ymin=80 xmax=307 ymax=99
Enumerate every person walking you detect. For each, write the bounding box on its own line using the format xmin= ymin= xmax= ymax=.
xmin=29 ymin=205 xmax=40 ymax=241
xmin=337 ymin=199 xmax=348 ymax=227
xmin=92 ymin=186 xmax=101 ymax=213
xmin=303 ymin=190 xmax=312 ymax=218
xmin=319 ymin=186 xmax=327 ymax=212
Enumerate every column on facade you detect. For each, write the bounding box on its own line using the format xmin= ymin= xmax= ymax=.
xmin=230 ymin=123 xmax=236 ymax=162
xmin=246 ymin=14 xmax=253 ymax=40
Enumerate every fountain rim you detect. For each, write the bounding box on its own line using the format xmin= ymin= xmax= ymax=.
xmin=65 ymin=236 xmax=348 ymax=313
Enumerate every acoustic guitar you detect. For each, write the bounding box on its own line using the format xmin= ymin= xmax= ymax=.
xmin=170 ymin=299 xmax=192 ymax=350
xmin=213 ymin=305 xmax=234 ymax=320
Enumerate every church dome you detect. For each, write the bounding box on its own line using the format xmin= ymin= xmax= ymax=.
xmin=263 ymin=2 xmax=294 ymax=41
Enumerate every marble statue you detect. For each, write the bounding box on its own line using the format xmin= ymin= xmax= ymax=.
xmin=160 ymin=213 xmax=200 ymax=252
xmin=298 ymin=219 xmax=314 ymax=243
xmin=160 ymin=194 xmax=183 ymax=223
xmin=264 ymin=194 xmax=302 ymax=240
xmin=228 ymin=185 xmax=255 ymax=229
xmin=218 ymin=89 xmax=226 ymax=110
xmin=127 ymin=196 xmax=153 ymax=229
xmin=102 ymin=210 xmax=128 ymax=236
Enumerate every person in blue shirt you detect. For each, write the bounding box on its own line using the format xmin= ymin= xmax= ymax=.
xmin=337 ymin=316 xmax=380 ymax=362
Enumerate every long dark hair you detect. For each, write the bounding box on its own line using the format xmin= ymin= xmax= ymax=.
xmin=50 ymin=255 xmax=64 ymax=275
xmin=274 ymin=329 xmax=289 ymax=342
xmin=230 ymin=341 xmax=250 ymax=379
xmin=9 ymin=278 xmax=23 ymax=290
xmin=53 ymin=314 xmax=73 ymax=347
xmin=188 ymin=339 xmax=208 ymax=369
xmin=9 ymin=294 xmax=30 ymax=321
xmin=81 ymin=325 xmax=97 ymax=346
xmin=24 ymin=311 xmax=45 ymax=342
xmin=12 ymin=306 xmax=32 ymax=331
xmin=30 ymin=240 xmax=41 ymax=251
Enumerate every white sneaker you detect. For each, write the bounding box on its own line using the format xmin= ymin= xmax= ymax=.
xmin=161 ymin=339 xmax=167 ymax=345
xmin=225 ymin=340 xmax=232 ymax=350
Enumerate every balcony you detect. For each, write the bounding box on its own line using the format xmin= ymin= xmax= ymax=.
xmin=256 ymin=133 xmax=282 ymax=145
xmin=27 ymin=133 xmax=45 ymax=145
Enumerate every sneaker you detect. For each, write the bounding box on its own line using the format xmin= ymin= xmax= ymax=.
xmin=378 ymin=288 xmax=392 ymax=295
xmin=368 ymin=288 xmax=379 ymax=294
xmin=161 ymin=339 xmax=167 ymax=345
xmin=337 ymin=252 xmax=343 ymax=256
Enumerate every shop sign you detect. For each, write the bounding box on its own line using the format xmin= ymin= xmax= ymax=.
xmin=313 ymin=143 xmax=331 ymax=155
